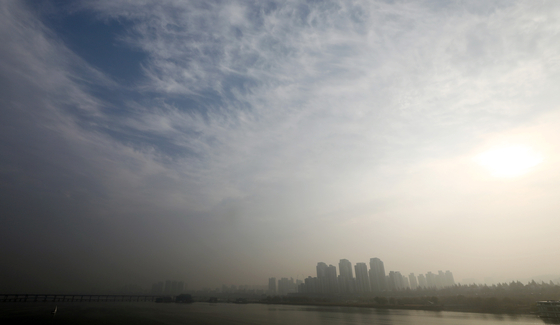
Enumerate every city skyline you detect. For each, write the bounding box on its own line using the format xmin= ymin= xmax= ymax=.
xmin=270 ymin=257 xmax=457 ymax=296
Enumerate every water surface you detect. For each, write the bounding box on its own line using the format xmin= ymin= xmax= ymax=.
xmin=0 ymin=302 xmax=548 ymax=324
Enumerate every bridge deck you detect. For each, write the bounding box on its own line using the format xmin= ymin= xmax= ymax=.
xmin=0 ymin=294 xmax=164 ymax=303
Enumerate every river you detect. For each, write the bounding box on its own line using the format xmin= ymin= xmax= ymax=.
xmin=0 ymin=302 xmax=552 ymax=324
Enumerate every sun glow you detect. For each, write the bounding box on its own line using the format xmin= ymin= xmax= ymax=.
xmin=474 ymin=146 xmax=543 ymax=178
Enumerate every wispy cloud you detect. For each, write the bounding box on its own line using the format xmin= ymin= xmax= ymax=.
xmin=3 ymin=0 xmax=560 ymax=290
xmin=82 ymin=0 xmax=560 ymax=206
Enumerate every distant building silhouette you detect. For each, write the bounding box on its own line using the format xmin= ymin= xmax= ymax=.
xmin=164 ymin=280 xmax=172 ymax=294
xmin=409 ymin=273 xmax=418 ymax=290
xmin=417 ymin=273 xmax=427 ymax=288
xmin=302 ymin=276 xmax=320 ymax=294
xmin=316 ymin=262 xmax=328 ymax=293
xmin=426 ymin=272 xmax=436 ymax=288
xmin=269 ymin=258 xmax=456 ymax=296
xmin=388 ymin=271 xmax=407 ymax=290
xmin=369 ymin=258 xmax=387 ymax=292
xmin=354 ymin=262 xmax=370 ymax=292
xmin=402 ymin=274 xmax=410 ymax=289
xmin=278 ymin=277 xmax=297 ymax=295
xmin=326 ymin=264 xmax=338 ymax=294
xmin=338 ymin=259 xmax=354 ymax=293
xmin=445 ymin=270 xmax=455 ymax=287
xmin=268 ymin=277 xmax=276 ymax=295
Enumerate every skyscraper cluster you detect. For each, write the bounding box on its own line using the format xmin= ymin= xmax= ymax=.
xmin=269 ymin=258 xmax=455 ymax=295
xmin=150 ymin=280 xmax=186 ymax=295
xmin=268 ymin=277 xmax=301 ymax=295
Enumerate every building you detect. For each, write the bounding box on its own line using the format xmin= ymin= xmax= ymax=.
xmin=278 ymin=278 xmax=296 ymax=295
xmin=354 ymin=263 xmax=370 ymax=292
xmin=338 ymin=259 xmax=354 ymax=293
xmin=426 ymin=272 xmax=436 ymax=288
xmin=445 ymin=270 xmax=455 ymax=287
xmin=402 ymin=275 xmax=410 ymax=289
xmin=268 ymin=277 xmax=277 ymax=295
xmin=326 ymin=264 xmax=338 ymax=294
xmin=303 ymin=276 xmax=320 ymax=294
xmin=409 ymin=273 xmax=418 ymax=290
xmin=418 ymin=274 xmax=427 ymax=288
xmin=369 ymin=258 xmax=387 ymax=292
xmin=317 ymin=262 xmax=328 ymax=293
xmin=164 ymin=280 xmax=171 ymax=294
xmin=388 ymin=271 xmax=407 ymax=290
xmin=388 ymin=271 xmax=397 ymax=291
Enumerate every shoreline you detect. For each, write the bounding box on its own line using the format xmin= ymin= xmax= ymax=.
xmin=258 ymin=301 xmax=536 ymax=316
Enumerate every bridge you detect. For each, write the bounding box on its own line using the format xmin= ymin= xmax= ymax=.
xmin=1 ymin=294 xmax=163 ymax=303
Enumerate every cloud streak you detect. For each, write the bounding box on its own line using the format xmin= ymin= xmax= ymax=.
xmin=2 ymin=0 xmax=560 ymax=291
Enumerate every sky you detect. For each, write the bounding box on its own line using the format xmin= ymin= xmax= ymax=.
xmin=1 ymin=0 xmax=560 ymax=293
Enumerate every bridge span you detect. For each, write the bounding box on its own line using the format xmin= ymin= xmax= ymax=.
xmin=1 ymin=294 xmax=163 ymax=303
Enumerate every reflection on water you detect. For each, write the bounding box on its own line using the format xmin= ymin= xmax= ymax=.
xmin=0 ymin=302 xmax=548 ymax=325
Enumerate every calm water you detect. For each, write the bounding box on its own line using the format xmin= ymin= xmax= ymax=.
xmin=0 ymin=302 xmax=550 ymax=325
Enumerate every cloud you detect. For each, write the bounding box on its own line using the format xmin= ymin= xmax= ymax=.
xmin=3 ymin=0 xmax=560 ymax=290
xmin=81 ymin=0 xmax=560 ymax=281
xmin=80 ymin=0 xmax=560 ymax=209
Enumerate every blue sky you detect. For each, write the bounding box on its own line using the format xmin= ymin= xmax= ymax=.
xmin=2 ymin=0 xmax=560 ymax=292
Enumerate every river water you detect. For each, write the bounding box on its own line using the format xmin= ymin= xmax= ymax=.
xmin=0 ymin=302 xmax=551 ymax=324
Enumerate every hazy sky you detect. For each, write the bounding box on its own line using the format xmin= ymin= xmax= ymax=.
xmin=2 ymin=0 xmax=560 ymax=293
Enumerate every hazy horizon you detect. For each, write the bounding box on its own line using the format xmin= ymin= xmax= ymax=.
xmin=2 ymin=0 xmax=560 ymax=293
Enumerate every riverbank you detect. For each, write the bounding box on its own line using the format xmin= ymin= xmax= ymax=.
xmin=259 ymin=301 xmax=536 ymax=315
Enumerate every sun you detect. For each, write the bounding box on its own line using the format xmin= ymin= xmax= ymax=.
xmin=474 ymin=145 xmax=543 ymax=178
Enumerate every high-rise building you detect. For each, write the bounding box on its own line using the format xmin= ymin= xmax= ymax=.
xmin=277 ymin=278 xmax=296 ymax=295
xmin=445 ymin=270 xmax=455 ymax=287
xmin=278 ymin=278 xmax=287 ymax=295
xmin=436 ymin=271 xmax=445 ymax=289
xmin=388 ymin=271 xmax=398 ymax=291
xmin=317 ymin=262 xmax=328 ymax=293
xmin=426 ymin=272 xmax=436 ymax=288
xmin=417 ymin=274 xmax=427 ymax=288
xmin=304 ymin=276 xmax=320 ymax=294
xmin=339 ymin=259 xmax=353 ymax=278
xmin=338 ymin=259 xmax=354 ymax=293
xmin=369 ymin=258 xmax=387 ymax=292
xmin=354 ymin=263 xmax=370 ymax=292
xmin=402 ymin=275 xmax=410 ymax=289
xmin=326 ymin=264 xmax=338 ymax=293
xmin=388 ymin=271 xmax=407 ymax=290
xmin=268 ymin=277 xmax=277 ymax=295
xmin=164 ymin=280 xmax=172 ymax=294
xmin=409 ymin=273 xmax=418 ymax=290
